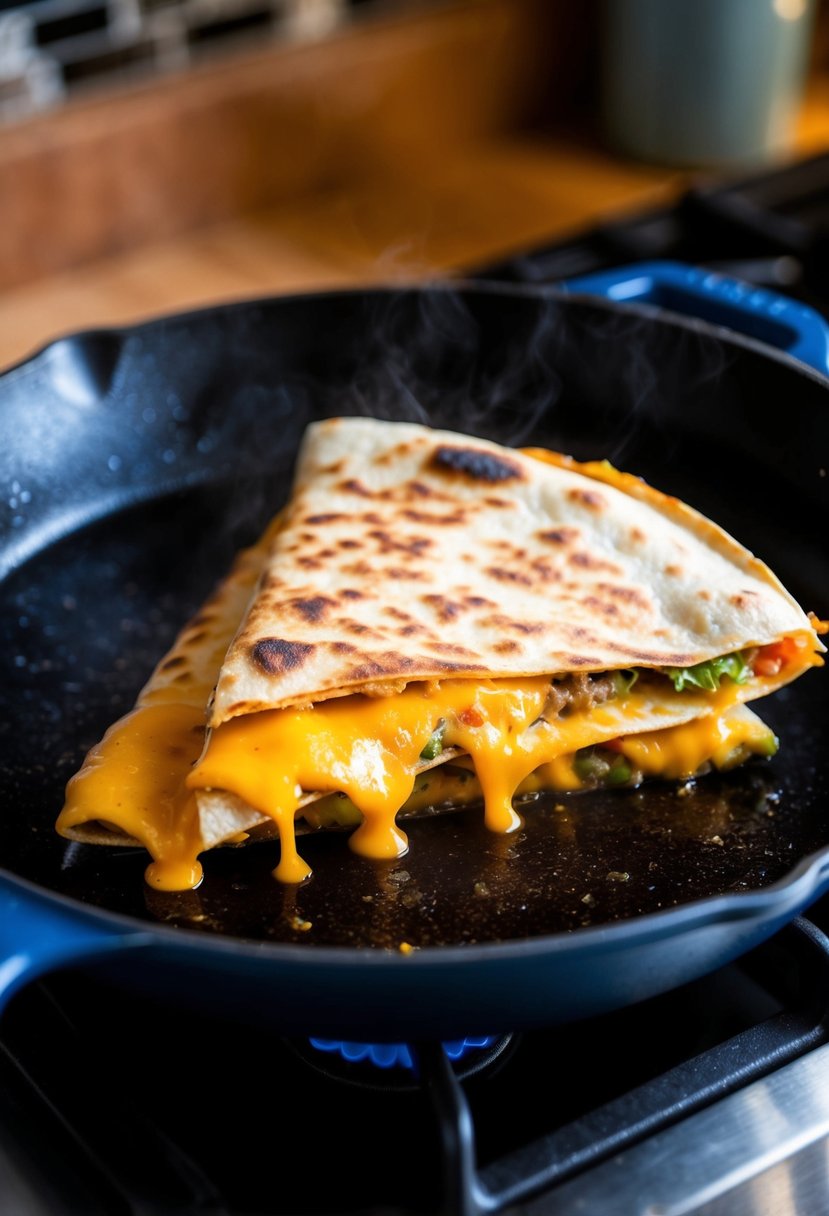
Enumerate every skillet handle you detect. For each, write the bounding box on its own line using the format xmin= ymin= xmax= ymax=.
xmin=560 ymin=259 xmax=829 ymax=376
xmin=0 ymin=875 xmax=149 ymax=1016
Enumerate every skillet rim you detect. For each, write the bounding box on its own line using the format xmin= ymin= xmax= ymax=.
xmin=3 ymin=275 xmax=829 ymax=389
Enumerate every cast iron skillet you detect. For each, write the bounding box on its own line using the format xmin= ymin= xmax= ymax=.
xmin=0 ymin=263 xmax=828 ymax=1041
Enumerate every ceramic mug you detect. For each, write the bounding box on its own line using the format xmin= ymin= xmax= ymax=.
xmin=601 ymin=0 xmax=817 ymax=168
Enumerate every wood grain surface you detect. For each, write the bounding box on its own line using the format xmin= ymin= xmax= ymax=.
xmin=1 ymin=0 xmax=828 ymax=372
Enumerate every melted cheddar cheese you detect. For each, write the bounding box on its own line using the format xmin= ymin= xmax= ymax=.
xmin=60 ymin=670 xmax=779 ymax=891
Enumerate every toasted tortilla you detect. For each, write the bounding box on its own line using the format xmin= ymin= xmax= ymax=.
xmin=211 ymin=417 xmax=819 ymax=724
xmin=57 ymin=418 xmax=824 ymax=888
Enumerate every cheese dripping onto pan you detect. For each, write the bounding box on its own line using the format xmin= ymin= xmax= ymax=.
xmin=60 ymin=673 xmax=777 ymax=890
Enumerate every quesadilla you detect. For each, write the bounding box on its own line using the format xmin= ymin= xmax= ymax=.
xmin=57 ymin=417 xmax=826 ymax=891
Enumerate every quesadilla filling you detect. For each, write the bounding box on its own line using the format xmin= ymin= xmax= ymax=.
xmin=184 ymin=647 xmax=798 ymax=887
xmin=58 ymin=638 xmax=816 ymax=891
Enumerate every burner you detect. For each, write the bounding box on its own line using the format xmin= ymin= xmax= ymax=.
xmin=287 ymin=1033 xmax=516 ymax=1090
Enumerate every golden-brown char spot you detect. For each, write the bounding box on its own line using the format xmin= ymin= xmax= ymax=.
xmin=479 ymin=613 xmax=543 ymax=635
xmin=398 ymin=624 xmax=427 ymax=637
xmin=338 ymin=539 xmax=361 ymax=550
xmin=251 ymin=638 xmax=315 ymax=675
xmin=537 ymin=527 xmax=579 ymax=545
xmin=485 ymin=496 xmax=512 ymax=507
xmin=399 ymin=507 xmax=467 ymax=526
xmin=596 ymin=582 xmax=652 ymax=610
xmin=183 ymin=629 xmax=208 ymax=646
xmin=569 ymin=551 xmax=621 ymax=574
xmin=373 ymin=441 xmax=421 ymax=466
xmin=531 ymin=559 xmax=562 ymax=583
xmin=567 ymin=488 xmax=607 ymax=511
xmin=664 ymin=564 xmax=683 ymax=577
xmin=419 ymin=656 xmax=487 ymax=673
xmin=330 ymin=641 xmax=358 ymax=654
xmin=361 ymin=513 xmax=383 ymax=525
xmin=305 ymin=513 xmax=345 ymax=525
xmin=338 ymin=618 xmax=376 ymax=636
xmin=386 ymin=567 xmax=424 ymax=580
xmin=342 ymin=561 xmax=373 ymax=576
xmin=338 ymin=478 xmax=373 ymax=497
xmin=630 ymin=527 xmax=646 ymax=543
xmin=427 ymin=642 xmax=475 ymax=656
xmin=421 ymin=594 xmax=467 ymax=623
xmin=296 ymin=556 xmax=323 ymax=570
xmin=289 ymin=595 xmax=336 ymax=623
xmin=320 ymin=459 xmax=345 ymax=475
xmin=159 ymin=656 xmax=187 ymax=672
xmin=463 ymin=595 xmax=494 ymax=608
xmin=384 ymin=606 xmax=412 ymax=621
xmin=583 ymin=595 xmax=619 ymax=618
xmin=697 ymin=589 xmax=712 ymax=601
xmin=347 ymin=653 xmax=418 ymax=681
xmin=485 ymin=566 xmax=532 ymax=586
xmin=367 ymin=529 xmax=432 ymax=557
xmin=488 ymin=540 xmax=526 ymax=560
xmin=494 ymin=640 xmax=521 ymax=654
xmin=317 ymin=549 xmax=336 ymax=560
xmin=341 ymin=588 xmax=363 ymax=600
xmin=730 ymin=591 xmax=757 ymax=609
xmin=429 ymin=444 xmax=524 ymax=483
xmin=407 ymin=480 xmax=434 ymax=498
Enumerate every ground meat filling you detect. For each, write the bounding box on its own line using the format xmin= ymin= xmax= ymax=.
xmin=543 ymin=672 xmax=618 ymax=721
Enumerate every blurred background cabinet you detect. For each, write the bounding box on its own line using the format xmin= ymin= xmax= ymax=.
xmin=2 ymin=0 xmax=829 ymax=368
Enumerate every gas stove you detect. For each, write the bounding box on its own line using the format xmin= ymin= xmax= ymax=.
xmin=479 ymin=150 xmax=829 ymax=321
xmin=4 ymin=152 xmax=829 ymax=1216
xmin=2 ymin=911 xmax=829 ymax=1215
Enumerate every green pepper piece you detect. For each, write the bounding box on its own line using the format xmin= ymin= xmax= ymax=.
xmin=605 ymin=757 xmax=633 ymax=786
xmin=420 ymin=721 xmax=446 ymax=761
xmin=573 ymin=750 xmax=611 ymax=782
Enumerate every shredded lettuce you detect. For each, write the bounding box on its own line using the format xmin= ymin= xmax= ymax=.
xmin=613 ymin=668 xmax=639 ymax=696
xmin=662 ymin=651 xmax=751 ymax=693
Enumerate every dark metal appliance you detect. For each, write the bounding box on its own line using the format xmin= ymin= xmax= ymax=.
xmin=3 ymin=152 xmax=829 ymax=1216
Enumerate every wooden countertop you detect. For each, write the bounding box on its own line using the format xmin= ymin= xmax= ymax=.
xmin=2 ymin=0 xmax=829 ymax=372
xmin=0 ymin=136 xmax=685 ymax=371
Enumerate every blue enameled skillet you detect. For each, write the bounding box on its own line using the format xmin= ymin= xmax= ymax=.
xmin=0 ymin=263 xmax=827 ymax=1041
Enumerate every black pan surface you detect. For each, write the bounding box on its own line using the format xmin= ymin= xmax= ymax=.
xmin=1 ymin=283 xmax=828 ymax=955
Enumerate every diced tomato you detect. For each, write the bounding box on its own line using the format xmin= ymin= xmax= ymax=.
xmin=458 ymin=706 xmax=485 ymax=728
xmin=753 ymin=637 xmax=801 ymax=678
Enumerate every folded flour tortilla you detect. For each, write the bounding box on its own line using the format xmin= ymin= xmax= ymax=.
xmin=58 ymin=417 xmax=825 ymax=890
